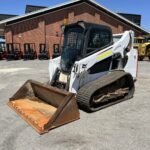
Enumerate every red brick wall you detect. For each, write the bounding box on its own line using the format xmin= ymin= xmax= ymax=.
xmin=5 ymin=2 xmax=143 ymax=56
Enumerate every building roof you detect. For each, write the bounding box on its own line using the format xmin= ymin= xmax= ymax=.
xmin=25 ymin=5 xmax=47 ymax=14
xmin=0 ymin=0 xmax=149 ymax=34
xmin=0 ymin=14 xmax=17 ymax=21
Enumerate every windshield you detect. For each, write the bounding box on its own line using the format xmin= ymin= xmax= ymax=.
xmin=61 ymin=27 xmax=84 ymax=73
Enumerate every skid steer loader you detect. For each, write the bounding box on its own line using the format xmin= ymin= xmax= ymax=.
xmin=52 ymin=44 xmax=61 ymax=59
xmin=0 ymin=38 xmax=6 ymax=60
xmin=6 ymin=43 xmax=23 ymax=60
xmin=8 ymin=21 xmax=138 ymax=134
xmin=23 ymin=43 xmax=37 ymax=60
xmin=38 ymin=44 xmax=49 ymax=60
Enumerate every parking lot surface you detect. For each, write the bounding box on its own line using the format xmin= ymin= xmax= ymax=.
xmin=0 ymin=60 xmax=150 ymax=150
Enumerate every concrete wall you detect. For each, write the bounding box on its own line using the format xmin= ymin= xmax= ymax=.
xmin=5 ymin=3 xmax=143 ymax=56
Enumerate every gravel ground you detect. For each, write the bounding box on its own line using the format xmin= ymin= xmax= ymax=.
xmin=0 ymin=60 xmax=150 ymax=150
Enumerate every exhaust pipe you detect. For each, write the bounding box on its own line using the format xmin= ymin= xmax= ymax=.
xmin=8 ymin=80 xmax=80 ymax=134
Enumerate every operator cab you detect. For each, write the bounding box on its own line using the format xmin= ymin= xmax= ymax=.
xmin=52 ymin=21 xmax=113 ymax=90
xmin=61 ymin=21 xmax=113 ymax=73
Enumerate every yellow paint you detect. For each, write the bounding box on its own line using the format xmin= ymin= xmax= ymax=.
xmin=96 ymin=50 xmax=113 ymax=61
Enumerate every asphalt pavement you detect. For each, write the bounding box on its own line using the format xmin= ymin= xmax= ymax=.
xmin=0 ymin=60 xmax=150 ymax=150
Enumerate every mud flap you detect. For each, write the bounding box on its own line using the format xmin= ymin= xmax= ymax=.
xmin=8 ymin=80 xmax=80 ymax=134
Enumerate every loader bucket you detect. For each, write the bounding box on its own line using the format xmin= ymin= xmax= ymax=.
xmin=8 ymin=80 xmax=80 ymax=134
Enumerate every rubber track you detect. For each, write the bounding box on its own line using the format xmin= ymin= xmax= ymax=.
xmin=76 ymin=70 xmax=135 ymax=112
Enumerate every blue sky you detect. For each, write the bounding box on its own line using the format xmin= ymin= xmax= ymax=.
xmin=0 ymin=0 xmax=149 ymax=31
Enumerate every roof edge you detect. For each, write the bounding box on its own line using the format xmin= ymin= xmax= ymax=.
xmin=0 ymin=0 xmax=149 ymax=34
xmin=89 ymin=0 xmax=150 ymax=34
xmin=0 ymin=0 xmax=81 ymax=25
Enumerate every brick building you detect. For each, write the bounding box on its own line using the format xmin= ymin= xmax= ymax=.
xmin=0 ymin=0 xmax=149 ymax=56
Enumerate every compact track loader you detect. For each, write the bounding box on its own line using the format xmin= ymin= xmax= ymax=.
xmin=8 ymin=21 xmax=138 ymax=134
xmin=6 ymin=43 xmax=23 ymax=60
xmin=52 ymin=44 xmax=61 ymax=58
xmin=23 ymin=43 xmax=37 ymax=60
xmin=0 ymin=39 xmax=6 ymax=60
xmin=38 ymin=44 xmax=49 ymax=60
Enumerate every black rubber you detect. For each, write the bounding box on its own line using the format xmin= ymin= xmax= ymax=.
xmin=76 ymin=70 xmax=135 ymax=112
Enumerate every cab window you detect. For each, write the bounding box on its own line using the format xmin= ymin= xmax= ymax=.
xmin=87 ymin=29 xmax=112 ymax=54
